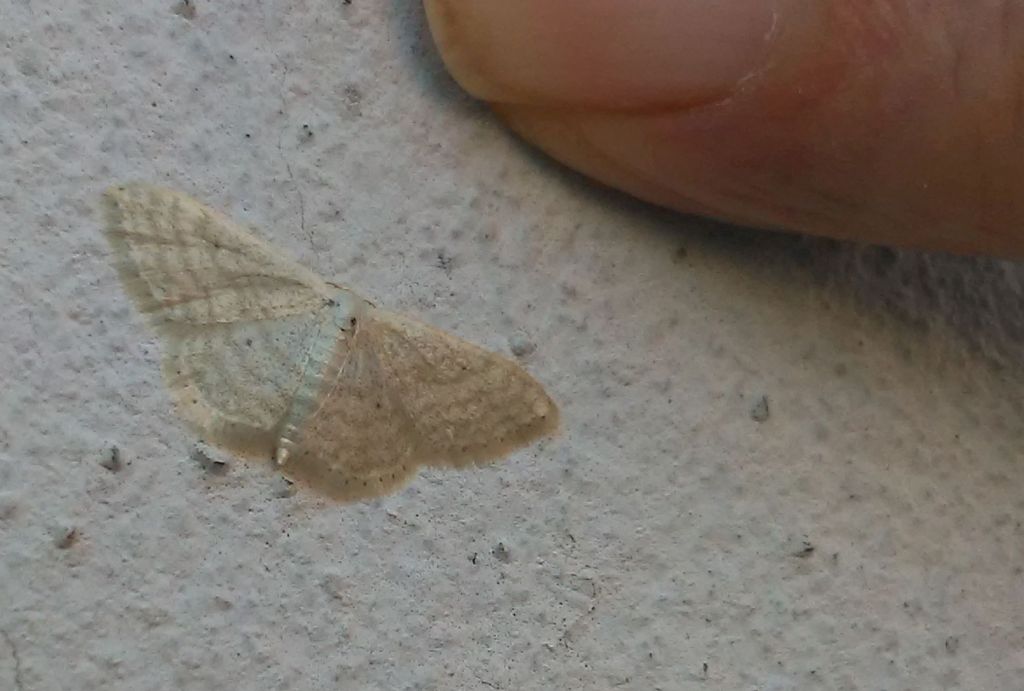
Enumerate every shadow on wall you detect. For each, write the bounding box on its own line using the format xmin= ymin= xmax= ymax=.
xmin=386 ymin=0 xmax=481 ymax=112
xmin=684 ymin=218 xmax=1024 ymax=378
xmin=518 ymin=125 xmax=1024 ymax=382
xmin=800 ymin=240 xmax=1024 ymax=371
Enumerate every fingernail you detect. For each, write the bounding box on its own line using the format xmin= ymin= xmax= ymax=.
xmin=425 ymin=0 xmax=779 ymax=107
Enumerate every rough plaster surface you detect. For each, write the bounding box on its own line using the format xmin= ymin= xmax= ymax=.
xmin=1 ymin=2 xmax=1023 ymax=690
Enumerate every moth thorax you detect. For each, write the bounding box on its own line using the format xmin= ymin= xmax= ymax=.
xmin=326 ymin=289 xmax=364 ymax=332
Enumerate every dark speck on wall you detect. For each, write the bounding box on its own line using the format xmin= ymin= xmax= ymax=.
xmin=172 ymin=0 xmax=196 ymax=20
xmin=100 ymin=445 xmax=122 ymax=472
xmin=191 ymin=444 xmax=229 ymax=475
xmin=492 ymin=542 xmax=511 ymax=563
xmin=750 ymin=395 xmax=770 ymax=423
xmin=55 ymin=526 xmax=78 ymax=549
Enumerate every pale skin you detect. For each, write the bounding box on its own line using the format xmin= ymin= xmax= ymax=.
xmin=424 ymin=0 xmax=1024 ymax=259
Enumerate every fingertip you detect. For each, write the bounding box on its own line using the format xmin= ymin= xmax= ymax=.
xmin=425 ymin=0 xmax=779 ymax=108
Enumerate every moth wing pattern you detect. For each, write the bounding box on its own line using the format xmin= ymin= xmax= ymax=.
xmin=274 ymin=330 xmax=421 ymax=501
xmin=279 ymin=306 xmax=559 ymax=500
xmin=102 ymin=183 xmax=561 ymax=502
xmin=102 ymin=184 xmax=335 ymax=456
xmin=366 ymin=308 xmax=559 ymax=468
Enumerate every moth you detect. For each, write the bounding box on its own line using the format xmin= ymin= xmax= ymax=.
xmin=102 ymin=184 xmax=559 ymax=501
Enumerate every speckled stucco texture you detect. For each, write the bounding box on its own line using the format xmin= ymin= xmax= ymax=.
xmin=2 ymin=2 xmax=1023 ymax=690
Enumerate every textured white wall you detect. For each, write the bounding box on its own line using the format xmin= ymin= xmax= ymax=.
xmin=1 ymin=2 xmax=1022 ymax=689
